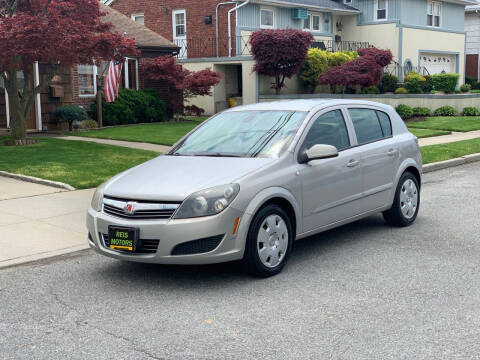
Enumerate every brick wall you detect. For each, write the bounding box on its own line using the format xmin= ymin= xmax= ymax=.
xmin=111 ymin=0 xmax=237 ymax=58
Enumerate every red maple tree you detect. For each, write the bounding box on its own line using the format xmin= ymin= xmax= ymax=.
xmin=144 ymin=56 xmax=221 ymax=117
xmin=250 ymin=29 xmax=314 ymax=95
xmin=0 ymin=0 xmax=137 ymax=140
xmin=318 ymin=47 xmax=393 ymax=92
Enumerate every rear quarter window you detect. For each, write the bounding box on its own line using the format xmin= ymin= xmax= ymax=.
xmin=376 ymin=111 xmax=392 ymax=137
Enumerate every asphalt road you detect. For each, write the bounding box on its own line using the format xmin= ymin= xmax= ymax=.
xmin=1 ymin=163 xmax=480 ymax=360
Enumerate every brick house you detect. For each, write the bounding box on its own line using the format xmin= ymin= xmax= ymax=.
xmin=0 ymin=3 xmax=178 ymax=132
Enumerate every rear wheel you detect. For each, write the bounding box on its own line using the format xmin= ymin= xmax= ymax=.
xmin=383 ymin=172 xmax=420 ymax=227
xmin=243 ymin=204 xmax=293 ymax=277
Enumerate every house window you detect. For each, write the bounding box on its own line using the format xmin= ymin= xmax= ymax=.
xmin=78 ymin=65 xmax=97 ymax=97
xmin=375 ymin=0 xmax=387 ymax=21
xmin=427 ymin=1 xmax=441 ymax=27
xmin=302 ymin=13 xmax=327 ymax=32
xmin=303 ymin=14 xmax=311 ymax=31
xmin=260 ymin=8 xmax=275 ymax=29
xmin=131 ymin=13 xmax=145 ymax=26
xmin=174 ymin=11 xmax=186 ymax=37
xmin=344 ymin=0 xmax=353 ymax=4
xmin=312 ymin=15 xmax=321 ymax=31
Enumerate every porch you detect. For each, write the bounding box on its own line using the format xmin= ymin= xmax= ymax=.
xmin=173 ymin=35 xmax=372 ymax=59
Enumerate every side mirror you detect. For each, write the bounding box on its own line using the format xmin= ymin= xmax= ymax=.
xmin=301 ymin=144 xmax=339 ymax=163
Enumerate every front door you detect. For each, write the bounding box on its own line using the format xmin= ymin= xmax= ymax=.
xmin=300 ymin=109 xmax=363 ymax=233
xmin=172 ymin=9 xmax=187 ymax=58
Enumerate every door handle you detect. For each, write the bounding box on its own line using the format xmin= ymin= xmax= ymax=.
xmin=387 ymin=148 xmax=398 ymax=156
xmin=347 ymin=159 xmax=360 ymax=168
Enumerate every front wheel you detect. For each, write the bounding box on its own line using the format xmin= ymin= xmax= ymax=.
xmin=383 ymin=172 xmax=420 ymax=227
xmin=243 ymin=204 xmax=293 ymax=277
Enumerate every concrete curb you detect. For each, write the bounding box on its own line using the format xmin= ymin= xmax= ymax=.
xmin=0 ymin=244 xmax=90 ymax=270
xmin=422 ymin=153 xmax=480 ymax=173
xmin=0 ymin=170 xmax=75 ymax=191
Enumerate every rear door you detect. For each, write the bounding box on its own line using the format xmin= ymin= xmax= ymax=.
xmin=299 ymin=108 xmax=363 ymax=233
xmin=346 ymin=108 xmax=399 ymax=212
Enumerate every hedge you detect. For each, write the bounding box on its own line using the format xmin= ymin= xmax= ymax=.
xmin=431 ymin=73 xmax=459 ymax=93
xmin=90 ymin=88 xmax=166 ymax=126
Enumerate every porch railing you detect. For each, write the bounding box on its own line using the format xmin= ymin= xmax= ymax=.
xmin=174 ymin=37 xmax=374 ymax=59
xmin=384 ymin=61 xmax=431 ymax=78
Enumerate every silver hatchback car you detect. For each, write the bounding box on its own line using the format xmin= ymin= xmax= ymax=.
xmin=87 ymin=100 xmax=422 ymax=277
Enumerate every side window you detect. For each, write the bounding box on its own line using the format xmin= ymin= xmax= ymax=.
xmin=348 ymin=109 xmax=384 ymax=145
xmin=376 ymin=111 xmax=392 ymax=137
xmin=304 ymin=110 xmax=350 ymax=151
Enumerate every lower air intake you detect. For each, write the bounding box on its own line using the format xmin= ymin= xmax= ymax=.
xmin=171 ymin=234 xmax=225 ymax=256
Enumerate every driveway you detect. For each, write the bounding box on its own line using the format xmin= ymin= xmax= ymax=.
xmin=0 ymin=177 xmax=93 ymax=268
xmin=1 ymin=163 xmax=480 ymax=359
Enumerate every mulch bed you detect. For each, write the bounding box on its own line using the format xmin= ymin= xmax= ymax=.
xmin=3 ymin=138 xmax=39 ymax=146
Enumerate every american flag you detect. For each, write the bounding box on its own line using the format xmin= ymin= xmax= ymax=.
xmin=105 ymin=60 xmax=123 ymax=103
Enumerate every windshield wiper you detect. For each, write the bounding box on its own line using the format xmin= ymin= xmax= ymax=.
xmin=192 ymin=152 xmax=244 ymax=158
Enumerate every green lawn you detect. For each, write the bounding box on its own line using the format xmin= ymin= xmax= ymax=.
xmin=421 ymin=137 xmax=480 ymax=164
xmin=407 ymin=116 xmax=480 ymax=132
xmin=408 ymin=128 xmax=451 ymax=138
xmin=75 ymin=119 xmax=206 ymax=146
xmin=0 ymin=137 xmax=159 ymax=189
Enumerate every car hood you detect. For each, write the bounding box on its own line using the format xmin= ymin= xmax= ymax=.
xmin=104 ymin=155 xmax=275 ymax=201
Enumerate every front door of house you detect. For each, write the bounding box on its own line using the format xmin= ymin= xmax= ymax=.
xmin=172 ymin=9 xmax=187 ymax=58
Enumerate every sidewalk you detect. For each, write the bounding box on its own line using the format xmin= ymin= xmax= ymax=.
xmin=418 ymin=130 xmax=480 ymax=147
xmin=58 ymin=136 xmax=170 ymax=153
xmin=59 ymin=130 xmax=480 ymax=150
xmin=0 ymin=177 xmax=94 ymax=269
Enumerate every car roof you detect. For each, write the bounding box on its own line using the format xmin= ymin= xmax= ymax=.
xmin=225 ymin=99 xmax=394 ymax=113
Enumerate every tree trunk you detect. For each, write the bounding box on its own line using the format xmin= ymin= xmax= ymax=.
xmin=5 ymin=69 xmax=28 ymax=140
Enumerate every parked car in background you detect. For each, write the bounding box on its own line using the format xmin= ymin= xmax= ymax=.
xmin=87 ymin=100 xmax=422 ymax=277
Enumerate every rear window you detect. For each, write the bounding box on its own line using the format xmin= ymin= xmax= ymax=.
xmin=348 ymin=109 xmax=392 ymax=145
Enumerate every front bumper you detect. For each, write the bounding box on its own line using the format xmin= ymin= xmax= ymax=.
xmin=86 ymin=205 xmax=250 ymax=265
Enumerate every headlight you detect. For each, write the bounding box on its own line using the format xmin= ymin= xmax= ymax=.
xmin=174 ymin=184 xmax=240 ymax=219
xmin=90 ymin=182 xmax=107 ymax=212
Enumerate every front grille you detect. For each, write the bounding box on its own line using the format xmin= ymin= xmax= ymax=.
xmin=102 ymin=196 xmax=180 ymax=220
xmin=101 ymin=233 xmax=160 ymax=254
xmin=171 ymin=234 xmax=225 ymax=256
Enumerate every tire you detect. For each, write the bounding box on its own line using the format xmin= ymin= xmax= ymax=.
xmin=383 ymin=172 xmax=420 ymax=227
xmin=242 ymin=204 xmax=293 ymax=277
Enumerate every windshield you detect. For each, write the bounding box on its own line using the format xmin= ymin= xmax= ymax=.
xmin=170 ymin=111 xmax=306 ymax=158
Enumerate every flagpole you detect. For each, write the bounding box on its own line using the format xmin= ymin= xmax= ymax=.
xmin=96 ymin=61 xmax=111 ymax=129
xmin=96 ymin=74 xmax=103 ymax=128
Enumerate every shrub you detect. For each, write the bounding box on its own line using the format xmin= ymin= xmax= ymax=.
xmin=318 ymin=47 xmax=393 ymax=91
xmin=362 ymin=86 xmax=380 ymax=94
xmin=80 ymin=119 xmax=98 ymax=129
xmin=53 ymin=105 xmax=87 ymax=131
xmin=423 ymin=75 xmax=434 ymax=93
xmin=300 ymin=48 xmax=357 ymax=93
xmin=462 ymin=107 xmax=479 ymax=116
xmin=90 ymin=88 xmax=166 ymax=126
xmin=379 ymin=74 xmax=398 ymax=93
xmin=433 ymin=105 xmax=456 ymax=116
xmin=471 ymin=89 xmax=480 ymax=93
xmin=394 ymin=87 xmax=408 ymax=94
xmin=460 ymin=84 xmax=471 ymax=93
xmin=465 ymin=76 xmax=477 ymax=86
xmin=404 ymin=72 xmax=426 ymax=94
xmin=431 ymin=73 xmax=459 ymax=93
xmin=144 ymin=56 xmax=221 ymax=116
xmin=412 ymin=107 xmax=430 ymax=117
xmin=396 ymin=104 xmax=413 ymax=120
